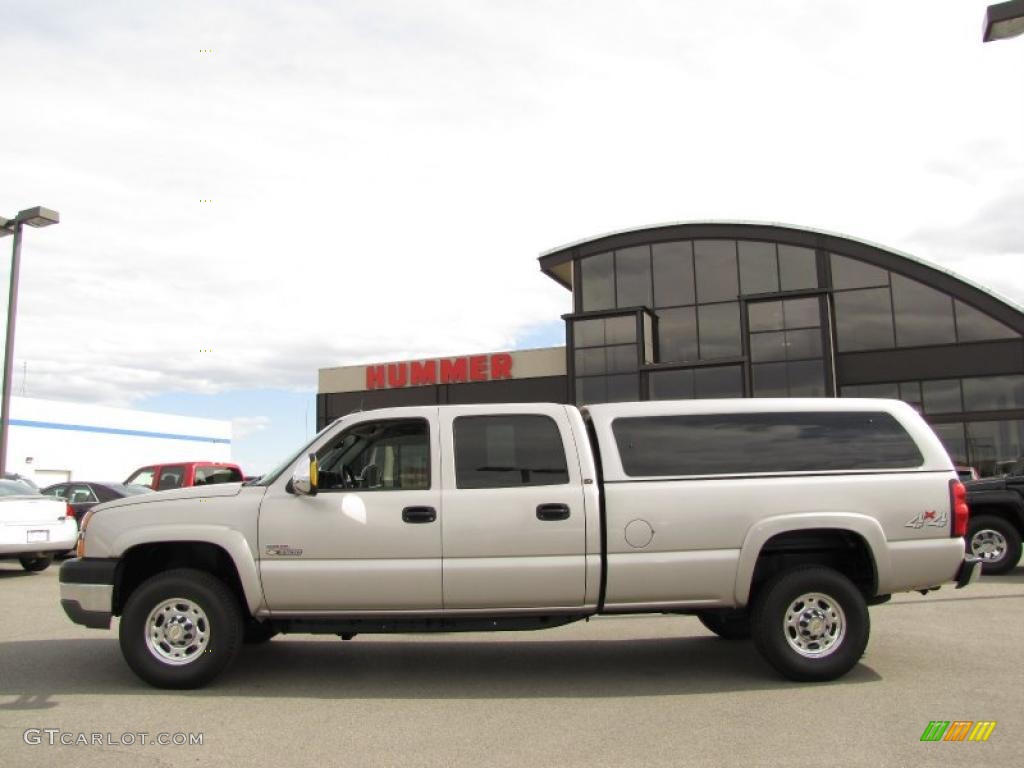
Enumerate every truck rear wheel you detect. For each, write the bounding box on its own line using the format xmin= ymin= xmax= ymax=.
xmin=968 ymin=515 xmax=1022 ymax=575
xmin=119 ymin=568 xmax=243 ymax=689
xmin=751 ymin=566 xmax=869 ymax=682
xmin=697 ymin=609 xmax=751 ymax=640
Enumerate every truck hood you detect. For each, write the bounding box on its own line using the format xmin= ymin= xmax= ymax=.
xmin=93 ymin=482 xmax=245 ymax=512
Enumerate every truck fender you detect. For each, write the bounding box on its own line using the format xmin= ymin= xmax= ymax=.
xmin=967 ymin=491 xmax=1024 ymax=528
xmin=733 ymin=513 xmax=891 ymax=607
xmin=112 ymin=524 xmax=264 ymax=614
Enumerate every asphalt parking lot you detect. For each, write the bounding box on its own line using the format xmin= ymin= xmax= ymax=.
xmin=0 ymin=563 xmax=1021 ymax=768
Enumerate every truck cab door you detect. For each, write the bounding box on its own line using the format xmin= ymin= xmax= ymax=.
xmin=439 ymin=404 xmax=587 ymax=610
xmin=258 ymin=408 xmax=442 ymax=613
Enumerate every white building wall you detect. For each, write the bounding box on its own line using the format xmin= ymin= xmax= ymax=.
xmin=6 ymin=396 xmax=232 ymax=485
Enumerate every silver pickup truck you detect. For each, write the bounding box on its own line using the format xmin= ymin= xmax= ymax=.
xmin=60 ymin=398 xmax=980 ymax=689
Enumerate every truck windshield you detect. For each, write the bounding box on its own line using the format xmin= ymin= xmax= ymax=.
xmin=252 ymin=422 xmax=336 ymax=487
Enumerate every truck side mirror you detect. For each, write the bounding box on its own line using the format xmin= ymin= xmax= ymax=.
xmin=292 ymin=454 xmax=319 ymax=496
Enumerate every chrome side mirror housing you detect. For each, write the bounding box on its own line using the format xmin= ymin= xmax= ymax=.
xmin=291 ymin=454 xmax=319 ymax=496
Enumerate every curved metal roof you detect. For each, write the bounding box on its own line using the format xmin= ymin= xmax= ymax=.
xmin=537 ymin=220 xmax=1024 ymax=333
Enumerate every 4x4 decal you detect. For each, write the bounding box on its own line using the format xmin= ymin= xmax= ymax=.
xmin=905 ymin=510 xmax=949 ymax=529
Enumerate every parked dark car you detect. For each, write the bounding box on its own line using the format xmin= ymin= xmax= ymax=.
xmin=41 ymin=482 xmax=152 ymax=525
xmin=964 ymin=473 xmax=1024 ymax=574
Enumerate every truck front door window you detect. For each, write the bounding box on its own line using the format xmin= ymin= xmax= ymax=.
xmin=316 ymin=419 xmax=429 ymax=491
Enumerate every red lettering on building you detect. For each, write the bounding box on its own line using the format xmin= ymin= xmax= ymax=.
xmin=366 ymin=365 xmax=387 ymax=390
xmin=490 ymin=353 xmax=512 ymax=380
xmin=410 ymin=360 xmax=437 ymax=386
xmin=469 ymin=355 xmax=488 ymax=382
xmin=365 ymin=354 xmax=514 ymax=390
xmin=387 ymin=363 xmax=408 ymax=388
xmin=440 ymin=358 xmax=468 ymax=384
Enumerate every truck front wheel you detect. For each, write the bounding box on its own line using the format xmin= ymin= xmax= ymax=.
xmin=751 ymin=566 xmax=869 ymax=682
xmin=968 ymin=515 xmax=1022 ymax=575
xmin=119 ymin=568 xmax=243 ymax=689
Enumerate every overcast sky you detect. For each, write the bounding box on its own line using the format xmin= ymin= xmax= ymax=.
xmin=1 ymin=1 xmax=1022 ymax=471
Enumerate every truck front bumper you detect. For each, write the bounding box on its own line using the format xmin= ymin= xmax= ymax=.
xmin=59 ymin=558 xmax=118 ymax=629
xmin=955 ymin=555 xmax=982 ymax=589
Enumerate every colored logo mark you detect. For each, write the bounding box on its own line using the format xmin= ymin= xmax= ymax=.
xmin=920 ymin=720 xmax=996 ymax=742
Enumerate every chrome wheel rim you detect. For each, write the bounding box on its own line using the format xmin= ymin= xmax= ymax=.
xmin=971 ymin=529 xmax=1007 ymax=563
xmin=784 ymin=592 xmax=846 ymax=658
xmin=145 ymin=598 xmax=210 ymax=666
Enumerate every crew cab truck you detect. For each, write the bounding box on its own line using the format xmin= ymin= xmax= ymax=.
xmin=60 ymin=399 xmax=980 ymax=689
xmin=965 ymin=472 xmax=1024 ymax=574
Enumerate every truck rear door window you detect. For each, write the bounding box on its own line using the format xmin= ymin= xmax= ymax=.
xmin=454 ymin=415 xmax=569 ymax=489
xmin=612 ymin=412 xmax=923 ymax=477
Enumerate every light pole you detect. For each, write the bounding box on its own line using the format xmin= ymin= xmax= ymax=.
xmin=984 ymin=0 xmax=1024 ymax=41
xmin=0 ymin=206 xmax=59 ymax=474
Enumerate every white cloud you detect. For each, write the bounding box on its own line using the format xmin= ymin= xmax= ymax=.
xmin=232 ymin=415 xmax=271 ymax=440
xmin=1 ymin=1 xmax=1022 ymax=406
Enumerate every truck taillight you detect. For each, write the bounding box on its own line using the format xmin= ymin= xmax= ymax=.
xmin=950 ymin=479 xmax=969 ymax=537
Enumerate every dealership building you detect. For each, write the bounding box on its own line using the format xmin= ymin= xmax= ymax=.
xmin=318 ymin=222 xmax=1024 ymax=477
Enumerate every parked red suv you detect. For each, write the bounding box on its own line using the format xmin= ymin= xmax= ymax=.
xmin=124 ymin=462 xmax=244 ymax=491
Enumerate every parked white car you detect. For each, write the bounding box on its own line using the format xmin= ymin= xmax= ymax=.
xmin=0 ymin=479 xmax=78 ymax=571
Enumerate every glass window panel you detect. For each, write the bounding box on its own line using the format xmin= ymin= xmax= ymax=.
xmin=784 ymin=297 xmax=821 ymax=329
xmin=642 ymin=312 xmax=654 ymax=364
xmin=748 ymin=301 xmax=784 ymax=332
xmin=898 ymin=381 xmax=923 ymax=407
xmin=834 ymin=288 xmax=895 ymax=352
xmin=698 ymin=302 xmax=742 ymax=359
xmin=694 ymin=365 xmax=744 ymax=398
xmin=317 ymin=420 xmax=430 ymax=491
xmin=830 ymin=253 xmax=889 ymax=290
xmin=962 ymin=375 xmax=1024 ymax=412
xmin=649 ymin=369 xmax=695 ymax=400
xmin=922 ymin=379 xmax=962 ymax=414
xmin=605 ymin=374 xmax=639 ymax=402
xmin=841 ymin=386 xmax=860 ymax=397
xmin=788 ymin=360 xmax=826 ymax=397
xmin=573 ymin=318 xmax=605 ymax=348
xmin=657 ymin=306 xmax=698 ymax=363
xmin=613 ymin=412 xmax=923 ymax=476
xmin=955 ymin=300 xmax=1019 ymax=342
xmin=785 ymin=328 xmax=822 ymax=360
xmin=652 ymin=241 xmax=695 ymax=307
xmin=605 ymin=315 xmax=637 ymax=345
xmin=778 ymin=245 xmax=818 ymax=291
xmin=454 ymin=415 xmax=568 ymax=489
xmin=966 ymin=420 xmax=1024 ymax=477
xmin=694 ymin=240 xmax=739 ymax=303
xmin=606 ymin=344 xmax=637 ymax=374
xmin=752 ymin=362 xmax=788 ymax=397
xmin=931 ymin=423 xmax=967 ymax=465
xmin=751 ymin=331 xmax=787 ymax=363
xmin=615 ymin=245 xmax=652 ymax=308
xmin=574 ymin=347 xmax=606 ymax=376
xmin=853 ymin=382 xmax=900 ymax=399
xmin=580 ymin=252 xmax=614 ymax=311
xmin=891 ymin=274 xmax=956 ymax=347
xmin=575 ymin=376 xmax=605 ymax=405
xmin=738 ymin=241 xmax=779 ymax=295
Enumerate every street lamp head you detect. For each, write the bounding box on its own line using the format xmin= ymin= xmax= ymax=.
xmin=15 ymin=206 xmax=60 ymax=228
xmin=0 ymin=217 xmax=11 ymax=238
xmin=984 ymin=0 xmax=1024 ymax=42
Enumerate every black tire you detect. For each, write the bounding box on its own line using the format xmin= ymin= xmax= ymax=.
xmin=119 ymin=568 xmax=244 ymax=689
xmin=243 ymin=621 xmax=279 ymax=644
xmin=697 ymin=609 xmax=751 ymax=640
xmin=18 ymin=555 xmax=52 ymax=572
xmin=968 ymin=515 xmax=1022 ymax=575
xmin=752 ymin=566 xmax=869 ymax=682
